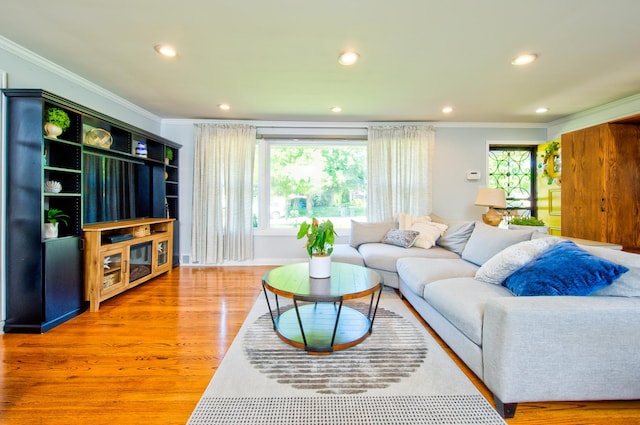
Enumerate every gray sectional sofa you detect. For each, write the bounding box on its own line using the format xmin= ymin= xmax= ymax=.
xmin=332 ymin=216 xmax=640 ymax=418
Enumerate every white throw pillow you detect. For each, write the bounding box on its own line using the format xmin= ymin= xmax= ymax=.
xmin=475 ymin=237 xmax=562 ymax=284
xmin=396 ymin=212 xmax=431 ymax=230
xmin=411 ymin=221 xmax=448 ymax=249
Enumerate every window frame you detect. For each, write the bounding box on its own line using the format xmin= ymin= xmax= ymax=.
xmin=487 ymin=144 xmax=538 ymax=218
xmin=254 ymin=137 xmax=368 ymax=234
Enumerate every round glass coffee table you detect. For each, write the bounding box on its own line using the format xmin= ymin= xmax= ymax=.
xmin=262 ymin=262 xmax=383 ymax=354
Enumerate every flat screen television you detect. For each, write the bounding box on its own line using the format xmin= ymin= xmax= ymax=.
xmin=83 ymin=153 xmax=152 ymax=224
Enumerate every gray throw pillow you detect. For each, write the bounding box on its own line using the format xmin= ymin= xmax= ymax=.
xmin=436 ymin=221 xmax=475 ymax=255
xmin=382 ymin=229 xmax=420 ymax=248
xmin=461 ymin=221 xmax=534 ymax=266
xmin=349 ymin=220 xmax=398 ymax=248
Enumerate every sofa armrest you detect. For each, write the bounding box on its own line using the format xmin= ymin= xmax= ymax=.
xmin=483 ymin=296 xmax=640 ymax=404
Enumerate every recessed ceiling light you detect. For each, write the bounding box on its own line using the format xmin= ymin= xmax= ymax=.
xmin=218 ymin=103 xmax=231 ymax=111
xmin=338 ymin=51 xmax=359 ymax=66
xmin=442 ymin=106 xmax=453 ymax=114
xmin=330 ymin=106 xmax=342 ymax=113
xmin=511 ymin=53 xmax=538 ymax=66
xmin=154 ymin=44 xmax=177 ymax=58
xmin=536 ymin=107 xmax=549 ymax=114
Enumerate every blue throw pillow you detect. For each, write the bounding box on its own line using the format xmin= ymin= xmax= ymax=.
xmin=504 ymin=240 xmax=629 ymax=296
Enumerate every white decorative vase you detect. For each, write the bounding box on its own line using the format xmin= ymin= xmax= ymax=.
xmin=309 ymin=254 xmax=331 ymax=278
xmin=44 ymin=222 xmax=59 ymax=239
xmin=44 ymin=123 xmax=63 ymax=138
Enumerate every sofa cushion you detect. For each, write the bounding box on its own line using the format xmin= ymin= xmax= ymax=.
xmin=359 ymin=243 xmax=459 ymax=272
xmin=434 ymin=220 xmax=475 ymax=255
xmin=349 ymin=220 xmax=397 ymax=248
xmin=397 ymin=258 xmax=478 ymax=295
xmin=461 ymin=221 xmax=534 ymax=266
xmin=584 ymin=246 xmax=640 ymax=297
xmin=331 ymin=244 xmax=365 ymax=266
xmin=422 ymin=277 xmax=513 ymax=346
xmin=504 ymin=240 xmax=629 ymax=296
xmin=475 ymin=237 xmax=562 ymax=285
xmin=382 ymin=229 xmax=420 ymax=248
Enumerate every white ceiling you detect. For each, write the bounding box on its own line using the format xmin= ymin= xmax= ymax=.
xmin=2 ymin=0 xmax=640 ymax=123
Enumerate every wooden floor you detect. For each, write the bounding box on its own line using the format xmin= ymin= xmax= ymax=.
xmin=1 ymin=266 xmax=639 ymax=425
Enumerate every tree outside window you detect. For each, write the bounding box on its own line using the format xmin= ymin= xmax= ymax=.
xmin=255 ymin=141 xmax=367 ymax=229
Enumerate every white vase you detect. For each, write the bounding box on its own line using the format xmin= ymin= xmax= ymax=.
xmin=44 ymin=222 xmax=58 ymax=239
xmin=44 ymin=123 xmax=62 ymax=138
xmin=309 ymin=254 xmax=331 ymax=278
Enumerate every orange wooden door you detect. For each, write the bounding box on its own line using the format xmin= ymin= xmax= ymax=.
xmin=561 ymin=125 xmax=609 ymax=242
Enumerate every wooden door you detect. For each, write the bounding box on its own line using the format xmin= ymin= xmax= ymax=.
xmin=606 ymin=123 xmax=640 ymax=250
xmin=561 ymin=125 xmax=609 ymax=242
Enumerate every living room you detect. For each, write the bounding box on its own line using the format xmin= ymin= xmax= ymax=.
xmin=1 ymin=1 xmax=640 ymax=424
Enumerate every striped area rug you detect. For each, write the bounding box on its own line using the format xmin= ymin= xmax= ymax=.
xmin=188 ymin=288 xmax=506 ymax=425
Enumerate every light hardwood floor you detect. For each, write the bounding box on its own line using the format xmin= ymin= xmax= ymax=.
xmin=1 ymin=266 xmax=639 ymax=424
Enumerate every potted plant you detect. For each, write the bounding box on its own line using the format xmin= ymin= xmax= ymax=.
xmin=44 ymin=208 xmax=70 ymax=239
xmin=44 ymin=107 xmax=71 ymax=138
xmin=165 ymin=147 xmax=174 ymax=165
xmin=296 ymin=217 xmax=337 ymax=278
xmin=508 ymin=216 xmax=549 ymax=234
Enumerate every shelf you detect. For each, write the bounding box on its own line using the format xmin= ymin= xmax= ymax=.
xmin=44 ymin=166 xmax=82 ymax=174
xmin=44 ymin=136 xmax=80 ymax=146
xmin=44 ymin=193 xmax=82 ymax=197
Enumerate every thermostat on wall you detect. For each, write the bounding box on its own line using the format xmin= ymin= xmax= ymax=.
xmin=466 ymin=171 xmax=481 ymax=180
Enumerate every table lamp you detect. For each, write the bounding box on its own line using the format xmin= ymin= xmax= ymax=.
xmin=475 ymin=187 xmax=506 ymax=226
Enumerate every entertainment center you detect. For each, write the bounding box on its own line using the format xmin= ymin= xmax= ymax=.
xmin=83 ymin=218 xmax=174 ymax=312
xmin=2 ymin=89 xmax=181 ymax=332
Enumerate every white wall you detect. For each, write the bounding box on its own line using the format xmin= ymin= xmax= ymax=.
xmin=0 ymin=68 xmax=7 ymax=331
xmin=160 ymin=120 xmax=548 ymax=264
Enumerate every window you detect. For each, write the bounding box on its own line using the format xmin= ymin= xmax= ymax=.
xmin=254 ymin=139 xmax=367 ymax=229
xmin=487 ymin=146 xmax=537 ymax=218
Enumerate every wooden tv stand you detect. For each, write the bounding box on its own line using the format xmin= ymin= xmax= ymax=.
xmin=83 ymin=218 xmax=175 ymax=312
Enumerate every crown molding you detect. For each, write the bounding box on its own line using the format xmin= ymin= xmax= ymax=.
xmin=0 ymin=35 xmax=161 ymax=123
xmin=547 ymin=92 xmax=640 ymax=138
xmin=161 ymin=117 xmax=546 ymax=130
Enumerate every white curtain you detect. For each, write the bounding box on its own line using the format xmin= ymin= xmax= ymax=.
xmin=367 ymin=125 xmax=435 ymax=221
xmin=191 ymin=123 xmax=256 ymax=263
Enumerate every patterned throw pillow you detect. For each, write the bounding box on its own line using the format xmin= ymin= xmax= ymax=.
xmin=475 ymin=237 xmax=562 ymax=285
xmin=382 ymin=229 xmax=420 ymax=248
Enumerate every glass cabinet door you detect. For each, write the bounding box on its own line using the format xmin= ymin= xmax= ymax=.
xmin=157 ymin=239 xmax=169 ymax=267
xmin=102 ymin=250 xmax=126 ymax=296
xmin=129 ymin=241 xmax=152 ymax=283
